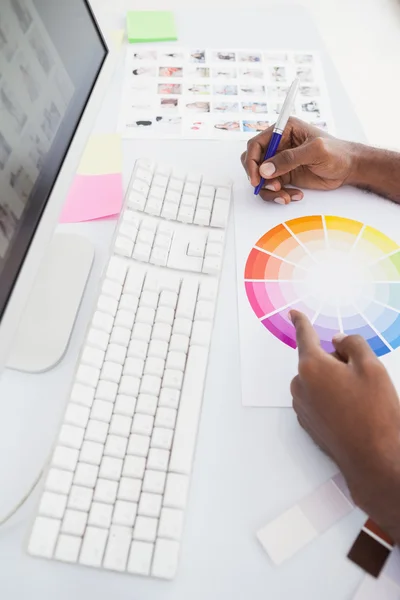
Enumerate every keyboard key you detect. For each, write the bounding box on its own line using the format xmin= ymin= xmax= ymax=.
xmin=159 ymin=388 xmax=180 ymax=409
xmin=123 ymin=455 xmax=146 ymax=479
xmin=82 ymin=346 xmax=105 ymax=369
xmin=183 ymin=182 xmax=198 ymax=196
xmin=158 ymin=507 xmax=184 ymax=541
xmin=127 ymin=433 xmax=150 ymax=457
xmin=195 ymin=300 xmax=215 ymax=321
xmin=211 ymin=198 xmax=230 ymax=227
xmin=68 ymin=485 xmax=93 ymax=512
xmin=119 ymin=294 xmax=139 ymax=312
xmin=76 ymin=364 xmax=100 ymax=388
xmin=79 ymin=526 xmax=108 ymax=567
xmin=136 ymin=307 xmax=155 ymax=325
xmin=125 ymin=269 xmax=145 ymax=296
xmin=80 ymin=440 xmax=103 ymax=465
xmin=187 ymin=239 xmax=206 ymax=258
xmin=113 ymin=500 xmax=137 ymax=527
xmin=114 ymin=394 xmax=137 ymax=417
xmin=163 ymin=369 xmax=183 ymax=390
xmin=45 ymin=468 xmax=74 ymax=495
xmin=138 ymin=492 xmax=162 ymax=518
xmin=74 ymin=462 xmax=99 ymax=488
xmin=193 ymin=207 xmax=210 ymax=226
xmin=104 ymin=434 xmax=128 ymax=458
xmin=55 ymin=534 xmax=81 ymax=563
xmin=152 ymin=323 xmax=172 ymax=342
xmin=105 ymin=344 xmax=127 ymax=364
xmin=168 ymin=178 xmax=184 ymax=192
xmin=119 ymin=222 xmax=138 ymax=241
xmin=71 ymin=383 xmax=95 ymax=407
xmin=39 ymin=491 xmax=67 ymax=520
xmin=115 ymin=236 xmax=134 ymax=257
xmin=144 ymin=357 xmax=165 ymax=377
xmin=161 ymin=202 xmax=178 ymax=220
xmin=202 ymin=256 xmax=222 ymax=274
xmin=147 ymin=448 xmax=169 ymax=472
xmin=127 ymin=339 xmax=148 ymax=360
xmin=103 ymin=525 xmax=132 ymax=572
xmin=133 ymin=516 xmax=158 ymax=542
xmin=166 ymin=351 xmax=186 ymax=371
xmin=151 ymin=427 xmax=174 ymax=450
xmin=148 ymin=340 xmax=168 ymax=359
xmin=143 ymin=469 xmax=166 ymax=494
xmin=197 ymin=195 xmax=213 ymax=209
xmin=52 ymin=446 xmax=79 ymax=472
xmin=177 ymin=205 xmax=194 ymax=224
xmin=164 ymin=473 xmax=189 ymax=509
xmin=118 ymin=477 xmax=142 ymax=502
xmin=129 ymin=191 xmax=146 ymax=211
xmin=102 ymin=279 xmax=122 ymax=300
xmin=61 ymin=509 xmax=87 ymax=536
xmin=152 ymin=539 xmax=180 ymax=579
xmin=91 ymin=399 xmax=113 ymax=423
xmin=65 ymin=403 xmax=90 ymax=428
xmin=127 ymin=540 xmax=154 ymax=575
xmin=159 ymin=291 xmax=178 ymax=309
xmin=200 ymin=184 xmax=215 ymax=197
xmin=85 ymin=419 xmax=109 ymax=444
xmin=145 ymin=197 xmax=163 ymax=216
xmin=115 ymin=310 xmax=136 ymax=329
xmin=176 ymin=279 xmax=198 ymax=319
xmin=96 ymin=381 xmax=118 ymax=402
xmin=173 ymin=318 xmax=192 ymax=336
xmin=136 ymin=394 xmax=158 ymax=416
xmin=133 ymin=242 xmax=151 ymax=262
xmin=86 ymin=328 xmax=109 ymax=353
xmin=216 ymin=186 xmax=231 ymax=200
xmin=94 ymin=478 xmax=118 ymax=504
xmin=141 ymin=374 xmax=161 ymax=396
xmin=165 ymin=189 xmax=180 ymax=204
xmin=132 ymin=413 xmax=154 ymax=436
xmin=110 ymin=327 xmax=130 ymax=346
xmin=206 ymin=242 xmax=223 ymax=258
xmin=124 ymin=357 xmax=144 ymax=378
xmin=150 ymin=247 xmax=168 ymax=266
xmin=109 ymin=414 xmax=132 ymax=438
xmin=59 ymin=424 xmax=84 ymax=450
xmin=106 ymin=257 xmax=127 ymax=284
xmin=99 ymin=456 xmax=123 ymax=481
xmin=181 ymin=193 xmax=196 ymax=207
xmin=155 ymin=306 xmax=174 ymax=325
xmin=88 ymin=502 xmax=113 ymax=528
xmin=169 ymin=346 xmax=208 ymax=475
xmin=92 ymin=311 xmax=113 ymax=334
xmin=28 ymin=517 xmax=61 ymax=558
xmin=136 ymin=167 xmax=153 ymax=184
xmin=155 ymin=407 xmax=177 ymax=429
xmin=153 ymin=174 xmax=168 ymax=188
xmin=132 ymin=323 xmax=152 ymax=343
xmin=119 ymin=375 xmax=140 ymax=397
xmin=132 ymin=179 xmax=149 ymax=195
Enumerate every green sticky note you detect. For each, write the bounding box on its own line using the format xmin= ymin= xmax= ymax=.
xmin=126 ymin=11 xmax=177 ymax=44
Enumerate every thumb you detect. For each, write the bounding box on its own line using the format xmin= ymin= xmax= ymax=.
xmin=259 ymin=141 xmax=317 ymax=179
xmin=332 ymin=333 xmax=376 ymax=365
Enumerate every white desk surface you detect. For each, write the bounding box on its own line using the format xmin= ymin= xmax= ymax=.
xmin=0 ymin=6 xmax=389 ymax=599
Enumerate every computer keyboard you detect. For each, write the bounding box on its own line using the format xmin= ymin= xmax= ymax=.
xmin=27 ymin=159 xmax=232 ymax=579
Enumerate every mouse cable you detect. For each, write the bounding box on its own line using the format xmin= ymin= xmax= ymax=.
xmin=0 ymin=465 xmax=46 ymax=528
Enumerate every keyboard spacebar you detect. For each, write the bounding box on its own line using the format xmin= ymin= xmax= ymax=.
xmin=169 ymin=345 xmax=209 ymax=475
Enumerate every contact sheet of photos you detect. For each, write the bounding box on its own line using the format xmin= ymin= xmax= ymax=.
xmin=118 ymin=47 xmax=335 ymax=140
xmin=0 ymin=0 xmax=74 ymax=259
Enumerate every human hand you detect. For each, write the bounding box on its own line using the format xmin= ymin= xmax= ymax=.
xmin=290 ymin=310 xmax=400 ymax=536
xmin=241 ymin=117 xmax=357 ymax=204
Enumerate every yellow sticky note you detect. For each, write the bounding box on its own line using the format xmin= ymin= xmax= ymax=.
xmin=77 ymin=134 xmax=122 ymax=176
xmin=108 ymin=29 xmax=124 ymax=50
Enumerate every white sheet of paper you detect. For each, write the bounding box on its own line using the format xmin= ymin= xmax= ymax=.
xmin=234 ymin=183 xmax=400 ymax=407
xmin=118 ymin=47 xmax=334 ymax=140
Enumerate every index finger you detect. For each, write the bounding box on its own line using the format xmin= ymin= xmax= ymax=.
xmin=290 ymin=310 xmax=320 ymax=357
xmin=244 ymin=127 xmax=274 ymax=187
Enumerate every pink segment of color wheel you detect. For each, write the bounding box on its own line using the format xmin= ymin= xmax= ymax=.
xmin=244 ymin=216 xmax=400 ymax=356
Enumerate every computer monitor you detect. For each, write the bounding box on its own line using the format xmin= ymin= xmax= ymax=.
xmin=0 ymin=0 xmax=114 ymax=372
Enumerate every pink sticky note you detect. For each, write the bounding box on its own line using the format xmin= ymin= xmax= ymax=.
xmin=59 ymin=173 xmax=123 ymax=223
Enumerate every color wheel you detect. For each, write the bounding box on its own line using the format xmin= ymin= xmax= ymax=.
xmin=244 ymin=215 xmax=400 ymax=356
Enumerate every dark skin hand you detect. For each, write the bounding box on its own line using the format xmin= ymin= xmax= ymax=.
xmin=241 ymin=116 xmax=400 ymax=204
xmin=290 ymin=311 xmax=400 ymax=544
xmin=240 ymin=117 xmax=400 ymax=543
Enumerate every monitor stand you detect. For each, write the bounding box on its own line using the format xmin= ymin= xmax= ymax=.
xmin=7 ymin=233 xmax=94 ymax=373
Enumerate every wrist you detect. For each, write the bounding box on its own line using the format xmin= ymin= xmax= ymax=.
xmin=343 ymin=142 xmax=370 ymax=187
xmin=345 ymin=437 xmax=400 ymax=542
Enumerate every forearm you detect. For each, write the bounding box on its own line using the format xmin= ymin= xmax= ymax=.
xmin=346 ymin=143 xmax=400 ymax=204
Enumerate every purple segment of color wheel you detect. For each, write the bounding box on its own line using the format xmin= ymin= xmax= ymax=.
xmin=261 ymin=300 xmax=316 ymax=349
xmin=312 ymin=312 xmax=339 ymax=353
xmin=341 ymin=311 xmax=390 ymax=357
xmin=363 ymin=301 xmax=400 ymax=350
